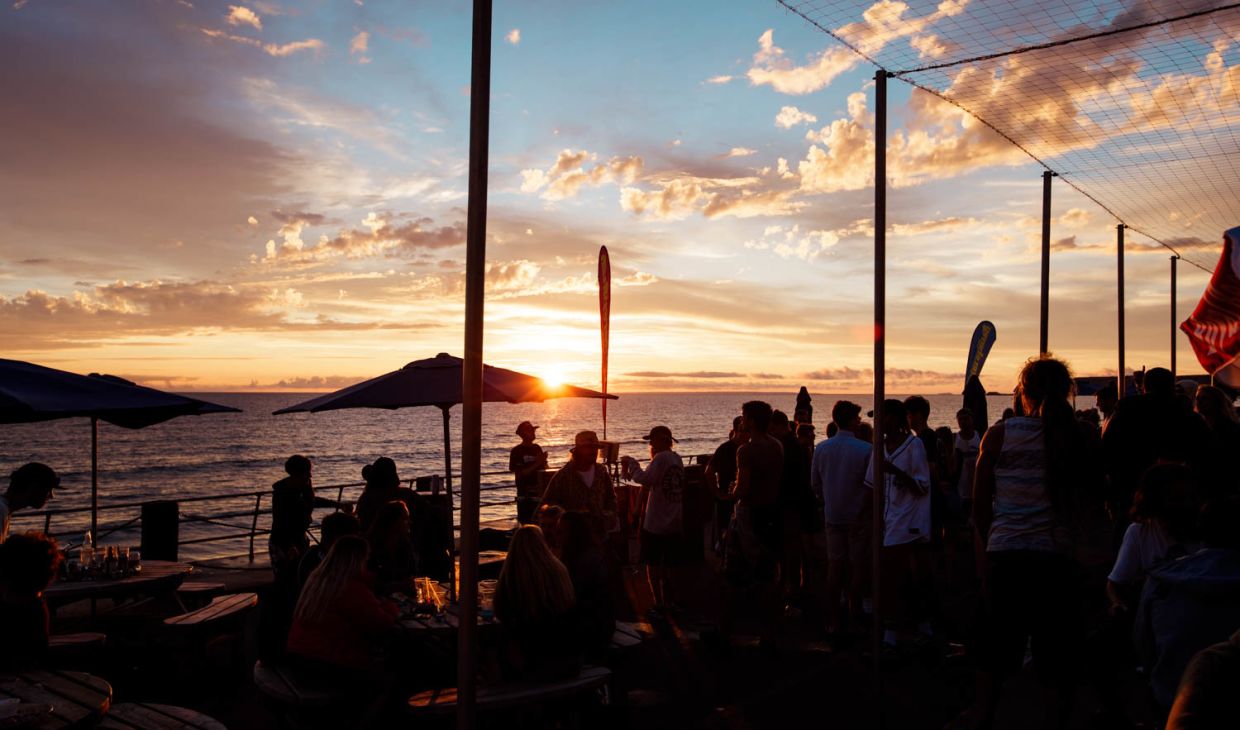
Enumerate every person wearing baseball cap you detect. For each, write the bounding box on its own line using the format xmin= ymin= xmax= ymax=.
xmin=538 ymin=431 xmax=617 ymax=540
xmin=510 ymin=421 xmax=548 ymax=524
xmin=2 ymin=463 xmax=61 ymax=544
xmin=621 ymin=425 xmax=685 ymax=616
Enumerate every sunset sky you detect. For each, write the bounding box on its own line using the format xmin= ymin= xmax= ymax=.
xmin=2 ymin=0 xmax=1234 ymax=394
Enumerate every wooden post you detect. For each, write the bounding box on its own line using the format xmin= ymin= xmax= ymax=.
xmin=1117 ymin=224 xmax=1126 ymax=397
xmin=458 ymin=0 xmax=492 ymax=727
xmin=91 ymin=416 xmax=99 ymax=540
xmin=871 ymin=68 xmax=888 ymax=721
xmin=1171 ymin=255 xmax=1178 ymax=379
xmin=1040 ymin=171 xmax=1054 ymax=355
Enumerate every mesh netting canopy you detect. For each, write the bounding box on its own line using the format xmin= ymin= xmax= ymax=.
xmin=778 ymin=0 xmax=1240 ymax=271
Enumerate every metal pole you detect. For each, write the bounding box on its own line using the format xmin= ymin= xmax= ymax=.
xmin=1040 ymin=170 xmax=1054 ymax=355
xmin=91 ymin=416 xmax=98 ymax=540
xmin=458 ymin=0 xmax=491 ymax=727
xmin=1171 ymin=255 xmax=1178 ymax=380
xmin=442 ymin=405 xmax=456 ymax=603
xmin=871 ymin=68 xmax=888 ymax=723
xmin=1117 ymin=224 xmax=1126 ymax=397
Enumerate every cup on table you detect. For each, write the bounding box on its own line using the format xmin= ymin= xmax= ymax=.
xmin=129 ymin=548 xmax=142 ymax=573
xmin=478 ymin=579 xmax=497 ymax=619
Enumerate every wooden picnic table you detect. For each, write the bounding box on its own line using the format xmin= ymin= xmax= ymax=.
xmin=0 ymin=669 xmax=112 ymax=728
xmin=399 ymin=602 xmax=498 ymax=635
xmin=44 ymin=561 xmax=192 ymax=606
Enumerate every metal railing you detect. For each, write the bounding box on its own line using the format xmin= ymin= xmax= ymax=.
xmin=10 ymin=457 xmax=693 ymax=563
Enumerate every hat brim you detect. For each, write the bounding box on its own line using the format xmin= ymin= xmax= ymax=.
xmin=642 ymin=434 xmax=678 ymax=443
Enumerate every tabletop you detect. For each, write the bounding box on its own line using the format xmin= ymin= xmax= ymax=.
xmin=99 ymin=702 xmax=226 ymax=730
xmin=44 ymin=561 xmax=192 ymax=604
xmin=0 ymin=670 xmax=112 ymax=728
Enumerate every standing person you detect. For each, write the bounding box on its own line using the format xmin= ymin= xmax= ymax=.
xmin=905 ymin=396 xmax=944 ymax=541
xmin=772 ymin=410 xmax=811 ymax=603
xmin=510 ymin=421 xmax=548 ymax=525
xmin=811 ymin=400 xmax=872 ymax=638
xmin=1 ymin=463 xmax=59 ymax=544
xmin=1193 ymin=385 xmax=1240 ymax=501
xmin=1095 ymin=383 xmax=1118 ymax=433
xmin=539 ymin=431 xmax=617 ymax=540
xmin=270 ymin=455 xmax=349 ymax=577
xmin=622 ymin=425 xmax=685 ymax=617
xmin=954 ymin=408 xmax=982 ymax=518
xmin=1103 ymin=367 xmax=1208 ymax=543
xmin=704 ymin=417 xmax=746 ymax=553
xmin=795 ymin=386 xmax=814 ymax=425
xmin=355 ymin=457 xmax=416 ymax=532
xmin=725 ymin=400 xmax=783 ymax=649
xmin=865 ymin=399 xmax=933 ymax=651
xmin=959 ymin=355 xmax=1091 ymax=730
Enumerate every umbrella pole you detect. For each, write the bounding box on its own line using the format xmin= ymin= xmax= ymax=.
xmin=441 ymin=405 xmax=456 ymax=602
xmin=91 ymin=416 xmax=99 ymax=540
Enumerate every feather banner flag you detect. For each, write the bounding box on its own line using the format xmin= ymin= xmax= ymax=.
xmin=1181 ymin=227 xmax=1240 ymax=386
xmin=964 ymin=320 xmax=997 ymax=390
xmin=599 ymin=246 xmax=611 ymax=438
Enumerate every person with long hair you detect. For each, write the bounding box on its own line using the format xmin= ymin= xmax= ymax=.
xmin=355 ymin=457 xmax=417 ymax=532
xmin=958 ymin=355 xmax=1093 ymax=730
xmin=287 ymin=535 xmax=399 ymax=677
xmin=494 ymin=525 xmax=580 ymax=680
xmin=365 ymin=500 xmax=418 ymax=595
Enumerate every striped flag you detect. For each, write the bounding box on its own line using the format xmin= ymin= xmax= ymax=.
xmin=599 ymin=246 xmax=611 ymax=437
xmin=1181 ymin=227 xmax=1240 ymax=386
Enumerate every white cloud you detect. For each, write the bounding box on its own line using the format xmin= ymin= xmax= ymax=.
xmin=725 ymin=147 xmax=757 ymax=158
xmin=226 ymin=5 xmax=262 ymax=30
xmin=201 ymin=29 xmax=325 ymax=57
xmin=519 ymin=149 xmax=644 ymax=201
xmin=506 ymin=28 xmax=520 ymax=45
xmin=775 ymin=106 xmax=818 ymax=129
xmin=350 ymin=31 xmax=370 ymax=61
xmin=746 ymin=29 xmax=859 ymax=95
xmin=705 ymin=75 xmax=734 ymax=85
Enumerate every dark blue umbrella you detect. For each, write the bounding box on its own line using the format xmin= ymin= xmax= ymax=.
xmin=0 ymin=358 xmax=240 ymax=535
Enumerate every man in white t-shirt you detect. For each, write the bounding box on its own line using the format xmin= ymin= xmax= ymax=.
xmin=1 ymin=463 xmax=61 ymax=544
xmin=622 ymin=425 xmax=685 ymax=615
xmin=863 ymin=399 xmax=933 ymax=648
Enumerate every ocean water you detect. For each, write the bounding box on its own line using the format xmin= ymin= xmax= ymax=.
xmin=1 ymin=391 xmax=1013 ymax=559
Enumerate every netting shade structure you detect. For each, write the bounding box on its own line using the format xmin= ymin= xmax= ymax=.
xmin=777 ymin=0 xmax=1240 ymax=271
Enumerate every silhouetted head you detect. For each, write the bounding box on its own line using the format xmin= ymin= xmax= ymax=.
xmin=1016 ymin=356 xmax=1074 ymax=417
xmin=284 ymin=454 xmax=311 ymax=478
xmin=366 ymin=500 xmax=410 ymax=546
xmin=6 ymin=463 xmax=60 ymax=510
xmin=0 ymin=532 xmax=62 ymax=597
xmin=1195 ymin=385 xmax=1238 ymax=427
xmin=320 ymin=511 xmax=360 ymax=551
xmin=832 ymin=401 xmax=862 ymax=431
xmin=365 ymin=457 xmax=400 ymax=489
xmin=904 ymin=395 xmax=931 ymax=427
xmin=770 ymin=409 xmax=790 ymax=436
xmin=1143 ymin=367 xmax=1174 ymax=395
xmin=1132 ymin=463 xmax=1201 ymax=542
xmin=742 ymin=401 xmax=773 ymax=434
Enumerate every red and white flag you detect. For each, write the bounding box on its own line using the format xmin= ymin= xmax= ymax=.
xmin=1181 ymin=227 xmax=1240 ymax=386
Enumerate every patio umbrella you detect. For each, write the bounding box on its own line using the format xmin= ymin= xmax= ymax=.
xmin=0 ymin=358 xmax=241 ymax=537
xmin=272 ymin=352 xmax=617 ymax=595
xmin=273 ymin=352 xmax=616 ymax=493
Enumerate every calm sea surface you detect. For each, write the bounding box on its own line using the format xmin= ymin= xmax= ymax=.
xmin=1 ymin=391 xmax=1013 ymax=559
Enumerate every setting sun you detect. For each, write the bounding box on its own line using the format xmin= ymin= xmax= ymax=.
xmin=539 ymin=366 xmax=568 ymax=389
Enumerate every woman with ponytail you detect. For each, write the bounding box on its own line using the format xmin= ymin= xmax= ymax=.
xmin=954 ymin=355 xmax=1092 ymax=730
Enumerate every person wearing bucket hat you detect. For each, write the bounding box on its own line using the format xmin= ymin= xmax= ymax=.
xmin=2 ymin=463 xmax=61 ymax=544
xmin=622 ymin=425 xmax=685 ymax=616
xmin=539 ymin=431 xmax=617 ymax=540
xmin=510 ymin=421 xmax=548 ymax=524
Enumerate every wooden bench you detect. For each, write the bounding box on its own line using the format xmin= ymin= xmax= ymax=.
xmin=100 ymin=702 xmax=226 ymax=729
xmin=408 ymin=665 xmax=611 ymax=716
xmin=164 ymin=592 xmax=257 ymax=629
xmin=253 ymin=660 xmax=351 ymax=709
xmin=47 ymin=632 xmax=108 ymax=668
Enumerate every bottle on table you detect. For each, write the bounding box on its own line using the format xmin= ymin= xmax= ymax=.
xmin=104 ymin=546 xmax=118 ymax=579
xmin=80 ymin=531 xmax=95 ymax=576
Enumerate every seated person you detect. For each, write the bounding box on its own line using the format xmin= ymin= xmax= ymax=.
xmin=537 ymin=504 xmax=564 ymax=554
xmin=494 ymin=525 xmax=581 ymax=681
xmin=287 ymin=535 xmax=399 ymax=680
xmin=355 ymin=458 xmax=417 ymax=532
xmin=366 ymin=501 xmax=418 ymax=595
xmin=556 ymin=512 xmax=615 ymax=660
xmin=0 ymin=532 xmax=63 ymax=671
xmin=299 ymin=511 xmax=362 ymax=587
xmin=1167 ymin=629 xmax=1240 ymax=730
xmin=1137 ymin=496 xmax=1240 ymax=714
